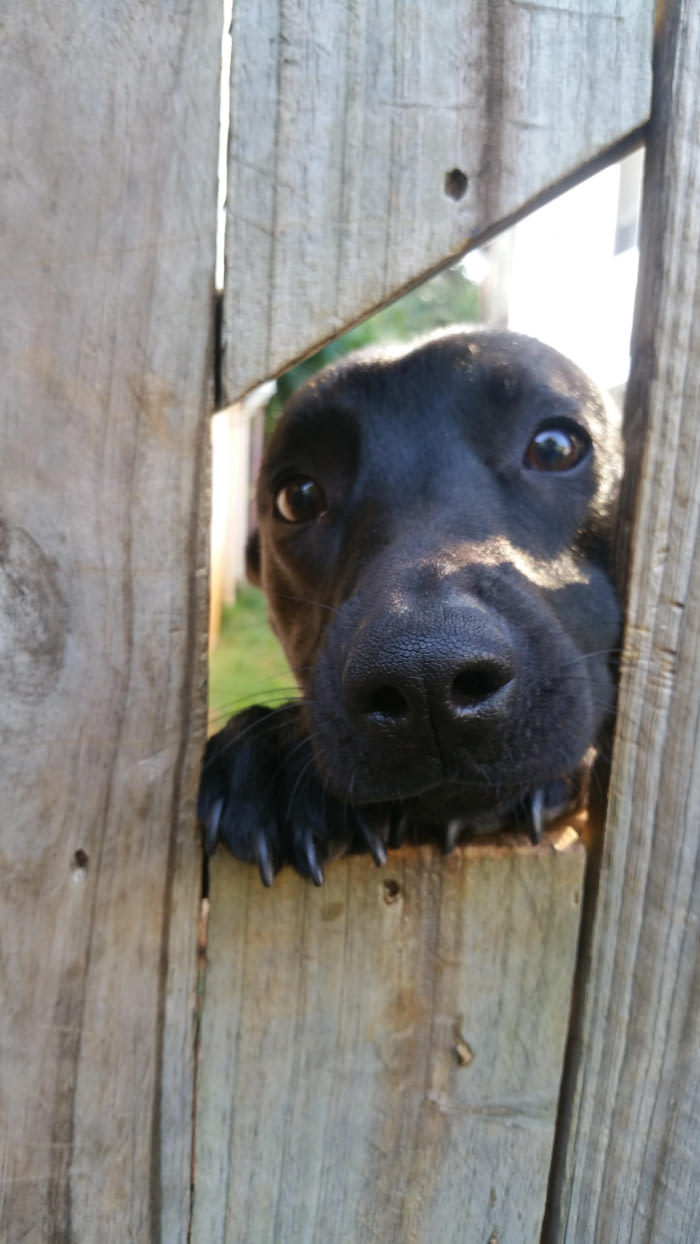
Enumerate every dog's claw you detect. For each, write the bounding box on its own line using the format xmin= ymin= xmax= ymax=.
xmin=526 ymin=789 xmax=545 ymax=844
xmin=301 ymin=829 xmax=324 ymax=886
xmin=204 ymin=797 xmax=223 ymax=855
xmin=389 ymin=808 xmax=408 ymax=849
xmin=444 ymin=818 xmax=464 ymax=854
xmin=357 ymin=812 xmax=388 ymax=867
xmin=253 ymin=829 xmax=275 ymax=888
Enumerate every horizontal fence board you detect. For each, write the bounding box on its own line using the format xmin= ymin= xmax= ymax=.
xmin=550 ymin=2 xmax=700 ymax=1240
xmin=0 ymin=4 xmax=219 ymax=1240
xmin=223 ymin=0 xmax=654 ymax=400
xmin=193 ymin=830 xmax=584 ymax=1244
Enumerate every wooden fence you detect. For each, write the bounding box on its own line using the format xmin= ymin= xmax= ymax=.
xmin=1 ymin=1 xmax=697 ymax=1240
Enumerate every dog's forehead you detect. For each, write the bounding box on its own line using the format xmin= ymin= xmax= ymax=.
xmin=276 ymin=330 xmax=607 ymax=445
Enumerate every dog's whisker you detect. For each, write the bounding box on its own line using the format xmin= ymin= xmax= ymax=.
xmin=584 ymin=759 xmax=610 ymax=805
xmin=208 ymin=678 xmax=302 ymax=704
xmin=284 ymin=752 xmax=321 ymax=824
xmin=212 ymin=618 xmax=281 ymax=635
xmin=274 ymin=591 xmax=341 ymax=617
xmin=567 ymin=647 xmax=623 ymax=667
xmin=280 ymin=731 xmax=319 ymax=771
xmin=208 ymin=691 xmax=304 ymax=721
xmin=201 ymin=702 xmax=310 ymax=771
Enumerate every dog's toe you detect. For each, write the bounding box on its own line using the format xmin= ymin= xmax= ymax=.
xmin=220 ymin=795 xmax=284 ymax=881
xmin=284 ymin=775 xmax=336 ymax=884
xmin=197 ymin=705 xmax=288 ymax=881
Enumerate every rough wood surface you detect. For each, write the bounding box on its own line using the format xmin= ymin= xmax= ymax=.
xmin=549 ymin=2 xmax=700 ymax=1239
xmin=0 ymin=5 xmax=219 ymax=1241
xmin=193 ymin=831 xmax=584 ymax=1244
xmin=222 ymin=0 xmax=654 ymax=401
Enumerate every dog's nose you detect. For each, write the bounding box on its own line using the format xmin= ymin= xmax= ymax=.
xmin=342 ymin=622 xmax=516 ymax=742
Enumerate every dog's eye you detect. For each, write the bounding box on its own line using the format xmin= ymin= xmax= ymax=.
xmin=274 ymin=476 xmax=327 ymax=524
xmin=525 ymin=425 xmax=590 ymax=472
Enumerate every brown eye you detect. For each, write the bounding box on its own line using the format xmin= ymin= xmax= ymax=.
xmin=274 ymin=475 xmax=327 ymax=523
xmin=525 ymin=425 xmax=590 ymax=472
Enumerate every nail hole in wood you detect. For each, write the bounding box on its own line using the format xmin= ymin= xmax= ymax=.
xmin=455 ymin=1034 xmax=474 ymax=1066
xmin=383 ymin=878 xmax=400 ymax=904
xmin=444 ymin=168 xmax=468 ymax=200
xmin=71 ymin=849 xmax=89 ymax=881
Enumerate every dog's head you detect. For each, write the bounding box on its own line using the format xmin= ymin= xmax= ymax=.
xmin=248 ymin=329 xmax=622 ymax=828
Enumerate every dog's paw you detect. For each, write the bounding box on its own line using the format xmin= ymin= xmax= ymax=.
xmin=197 ymin=707 xmax=287 ymax=885
xmin=197 ymin=705 xmax=392 ymax=885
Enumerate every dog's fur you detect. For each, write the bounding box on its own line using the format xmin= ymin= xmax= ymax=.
xmin=198 ymin=330 xmax=622 ymax=885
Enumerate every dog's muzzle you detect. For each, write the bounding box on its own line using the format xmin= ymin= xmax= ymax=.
xmin=341 ymin=597 xmax=517 ymax=756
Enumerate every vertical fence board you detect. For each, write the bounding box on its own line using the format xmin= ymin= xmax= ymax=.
xmin=193 ymin=832 xmax=584 ymax=1244
xmin=0 ymin=4 xmax=219 ymax=1240
xmin=223 ymin=0 xmax=654 ymax=400
xmin=550 ymin=3 xmax=700 ymax=1240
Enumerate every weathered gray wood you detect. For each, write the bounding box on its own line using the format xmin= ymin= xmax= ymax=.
xmin=0 ymin=4 xmax=219 ymax=1241
xmin=223 ymin=0 xmax=654 ymax=401
xmin=193 ymin=830 xmax=584 ymax=1243
xmin=550 ymin=2 xmax=700 ymax=1239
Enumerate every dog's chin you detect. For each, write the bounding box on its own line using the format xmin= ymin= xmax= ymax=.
xmin=319 ymin=763 xmax=566 ymax=822
xmin=399 ymin=782 xmax=523 ymax=822
xmin=320 ymin=746 xmax=589 ymax=826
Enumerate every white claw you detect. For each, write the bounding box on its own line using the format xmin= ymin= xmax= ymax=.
xmin=303 ymin=831 xmax=324 ymax=886
xmin=254 ymin=829 xmax=274 ymax=887
xmin=445 ymin=819 xmax=464 ymax=853
xmin=205 ymin=797 xmax=224 ymax=854
xmin=529 ymin=789 xmax=545 ymax=844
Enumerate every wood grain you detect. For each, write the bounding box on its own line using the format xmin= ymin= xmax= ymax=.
xmin=193 ymin=831 xmax=585 ymax=1244
xmin=549 ymin=2 xmax=700 ymax=1239
xmin=0 ymin=4 xmax=219 ymax=1240
xmin=222 ymin=0 xmax=654 ymax=402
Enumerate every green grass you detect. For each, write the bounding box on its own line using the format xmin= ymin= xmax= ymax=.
xmin=208 ymin=588 xmax=296 ymax=734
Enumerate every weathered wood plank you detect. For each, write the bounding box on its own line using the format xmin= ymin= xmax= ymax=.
xmin=193 ymin=830 xmax=584 ymax=1244
xmin=0 ymin=4 xmax=219 ymax=1241
xmin=549 ymin=2 xmax=700 ymax=1239
xmin=222 ymin=0 xmax=654 ymax=401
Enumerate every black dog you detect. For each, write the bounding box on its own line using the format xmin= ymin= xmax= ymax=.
xmin=198 ymin=330 xmax=622 ymax=885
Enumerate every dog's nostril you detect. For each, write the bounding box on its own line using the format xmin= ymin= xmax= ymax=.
xmin=344 ymin=667 xmax=415 ymax=726
xmin=451 ymin=661 xmax=513 ymax=709
xmin=366 ymin=684 xmax=409 ymax=720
